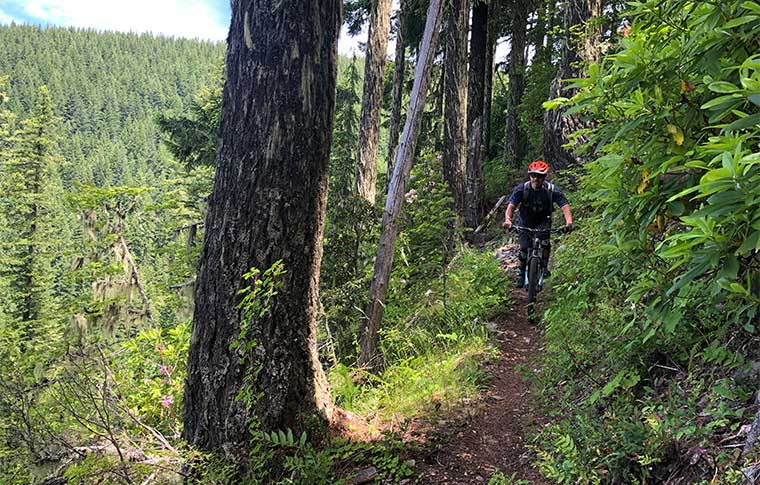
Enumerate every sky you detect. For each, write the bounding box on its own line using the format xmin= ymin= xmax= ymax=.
xmin=0 ymin=0 xmax=370 ymax=56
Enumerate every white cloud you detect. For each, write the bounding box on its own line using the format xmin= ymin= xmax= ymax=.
xmin=0 ymin=8 xmax=21 ymax=24
xmin=13 ymin=0 xmax=228 ymax=41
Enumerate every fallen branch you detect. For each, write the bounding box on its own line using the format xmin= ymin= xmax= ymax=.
xmin=168 ymin=278 xmax=195 ymax=290
xmin=173 ymin=221 xmax=204 ymax=234
xmin=473 ymin=195 xmax=507 ymax=234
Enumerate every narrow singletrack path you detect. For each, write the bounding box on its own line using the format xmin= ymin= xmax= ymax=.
xmin=411 ymin=245 xmax=549 ymax=484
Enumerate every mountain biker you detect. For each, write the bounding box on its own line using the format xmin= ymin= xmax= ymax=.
xmin=502 ymin=160 xmax=574 ymax=288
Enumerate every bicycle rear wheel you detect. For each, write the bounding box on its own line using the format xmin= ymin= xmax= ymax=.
xmin=527 ymin=257 xmax=539 ymax=323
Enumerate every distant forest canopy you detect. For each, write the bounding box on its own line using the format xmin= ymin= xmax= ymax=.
xmin=0 ymin=24 xmax=226 ymax=187
xmin=0 ymin=24 xmax=372 ymax=189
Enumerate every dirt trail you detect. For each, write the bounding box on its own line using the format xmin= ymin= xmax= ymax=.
xmin=412 ymin=244 xmax=549 ymax=484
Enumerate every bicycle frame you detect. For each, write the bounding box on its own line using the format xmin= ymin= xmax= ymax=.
xmin=511 ymin=225 xmax=565 ymax=322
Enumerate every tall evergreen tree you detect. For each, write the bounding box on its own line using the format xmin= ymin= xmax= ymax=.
xmin=443 ymin=0 xmax=469 ymax=219
xmin=183 ymin=0 xmax=341 ymax=450
xmin=503 ymin=0 xmax=530 ymax=168
xmin=355 ymin=0 xmax=393 ymax=205
xmin=386 ymin=0 xmax=409 ymax=187
xmin=465 ymin=1 xmax=489 ymax=228
xmin=0 ymin=86 xmax=62 ymax=346
xmin=544 ymin=0 xmax=605 ymax=168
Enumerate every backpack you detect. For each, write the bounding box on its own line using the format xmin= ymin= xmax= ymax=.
xmin=523 ymin=180 xmax=554 ymax=215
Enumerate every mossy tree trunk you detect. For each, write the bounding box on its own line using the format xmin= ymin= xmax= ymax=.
xmin=482 ymin=3 xmax=497 ymax=160
xmin=443 ymin=0 xmax=469 ymax=220
xmin=465 ymin=1 xmax=488 ymax=228
xmin=355 ymin=0 xmax=393 ymax=205
xmin=183 ymin=0 xmax=341 ymax=452
xmin=504 ymin=0 xmax=528 ymax=168
xmin=543 ymin=0 xmax=603 ymax=169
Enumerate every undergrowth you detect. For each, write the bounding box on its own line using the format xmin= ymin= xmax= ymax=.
xmin=331 ymin=245 xmax=509 ymax=428
xmin=531 ymin=1 xmax=760 ymax=483
xmin=532 ymin=197 xmax=759 ymax=483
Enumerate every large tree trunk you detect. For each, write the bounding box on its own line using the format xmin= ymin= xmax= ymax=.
xmin=386 ymin=0 xmax=408 ymax=187
xmin=543 ymin=0 xmax=602 ymax=169
xmin=465 ymin=1 xmax=488 ymax=228
xmin=482 ymin=4 xmax=497 ymax=160
xmin=443 ymin=0 xmax=469 ymax=219
xmin=355 ymin=0 xmax=393 ymax=205
xmin=359 ymin=0 xmax=444 ymax=370
xmin=503 ymin=0 xmax=529 ymax=168
xmin=183 ymin=0 xmax=341 ymax=452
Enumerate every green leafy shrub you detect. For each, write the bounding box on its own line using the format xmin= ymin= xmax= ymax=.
xmin=534 ymin=1 xmax=760 ymax=481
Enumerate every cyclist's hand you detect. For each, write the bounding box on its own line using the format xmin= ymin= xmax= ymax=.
xmin=502 ymin=220 xmax=513 ymax=230
xmin=563 ymin=223 xmax=575 ymax=234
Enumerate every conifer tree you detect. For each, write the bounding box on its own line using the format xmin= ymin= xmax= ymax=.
xmin=355 ymin=0 xmax=393 ymax=205
xmin=0 ymin=86 xmax=63 ymax=351
xmin=183 ymin=0 xmax=341 ymax=449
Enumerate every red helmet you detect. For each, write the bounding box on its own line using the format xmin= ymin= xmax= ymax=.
xmin=528 ymin=160 xmax=549 ymax=175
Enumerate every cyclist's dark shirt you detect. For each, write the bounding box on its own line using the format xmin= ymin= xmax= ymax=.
xmin=508 ymin=181 xmax=569 ymax=227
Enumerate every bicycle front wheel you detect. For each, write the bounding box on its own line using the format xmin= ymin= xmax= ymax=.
xmin=527 ymin=257 xmax=539 ymax=323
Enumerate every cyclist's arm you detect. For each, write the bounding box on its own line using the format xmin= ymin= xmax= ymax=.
xmin=560 ymin=203 xmax=573 ymax=226
xmin=504 ymin=203 xmax=516 ymax=227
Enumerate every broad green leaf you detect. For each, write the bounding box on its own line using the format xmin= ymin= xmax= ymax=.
xmin=725 ymin=112 xmax=760 ymax=131
xmin=708 ymin=81 xmax=741 ymax=93
xmin=603 ymin=371 xmax=625 ymax=396
xmin=700 ymin=167 xmax=732 ymax=184
xmin=701 ymin=94 xmax=742 ymax=110
xmin=738 ymin=231 xmax=760 ymax=255
xmin=587 ymin=390 xmax=601 ymax=405
xmin=741 ymin=1 xmax=760 ymax=14
xmin=723 ymin=15 xmax=759 ymax=28
xmin=712 ymin=385 xmax=735 ymax=400
xmin=728 ymin=282 xmax=748 ymax=294
xmin=720 ymin=254 xmax=739 ymax=280
xmin=683 ymin=160 xmax=709 ymax=169
xmin=749 ymin=93 xmax=760 ymax=106
xmin=663 ymin=310 xmax=682 ymax=334
xmin=542 ymin=97 xmax=570 ymax=110
xmin=668 ymin=200 xmax=685 ymax=216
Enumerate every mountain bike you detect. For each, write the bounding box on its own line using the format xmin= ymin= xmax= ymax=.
xmin=510 ymin=225 xmax=567 ymax=324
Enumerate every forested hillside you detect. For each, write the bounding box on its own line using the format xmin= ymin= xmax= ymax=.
xmin=0 ymin=24 xmax=225 ymax=185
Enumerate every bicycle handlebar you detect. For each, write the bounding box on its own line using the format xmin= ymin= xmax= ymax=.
xmin=509 ymin=225 xmax=569 ymax=234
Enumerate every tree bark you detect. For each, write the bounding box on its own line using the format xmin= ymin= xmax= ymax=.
xmin=504 ymin=0 xmax=528 ymax=168
xmin=482 ymin=5 xmax=497 ymax=160
xmin=359 ymin=0 xmax=444 ymax=370
xmin=543 ymin=0 xmax=602 ymax=169
xmin=355 ymin=0 xmax=394 ymax=205
xmin=386 ymin=0 xmax=408 ymax=187
xmin=183 ymin=0 xmax=341 ymax=452
xmin=443 ymin=0 xmax=469 ymax=219
xmin=465 ymin=1 xmax=488 ymax=228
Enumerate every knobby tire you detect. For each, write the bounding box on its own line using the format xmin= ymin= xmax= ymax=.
xmin=527 ymin=257 xmax=539 ymax=324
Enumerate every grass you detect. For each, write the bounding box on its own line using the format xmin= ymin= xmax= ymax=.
xmin=331 ymin=340 xmax=495 ymax=430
